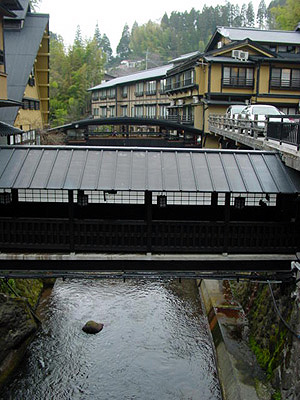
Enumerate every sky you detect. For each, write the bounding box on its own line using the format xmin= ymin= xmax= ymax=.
xmin=38 ymin=0 xmax=269 ymax=54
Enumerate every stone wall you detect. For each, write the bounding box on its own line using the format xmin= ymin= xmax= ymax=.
xmin=0 ymin=279 xmax=45 ymax=388
xmin=231 ymin=281 xmax=300 ymax=400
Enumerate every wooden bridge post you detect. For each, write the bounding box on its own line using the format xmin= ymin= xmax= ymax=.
xmin=224 ymin=192 xmax=231 ymax=253
xmin=68 ymin=190 xmax=75 ymax=252
xmin=145 ymin=191 xmax=152 ymax=253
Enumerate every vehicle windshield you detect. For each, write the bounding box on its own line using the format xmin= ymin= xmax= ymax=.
xmin=227 ymin=106 xmax=245 ymax=114
xmin=251 ymin=106 xmax=281 ymax=115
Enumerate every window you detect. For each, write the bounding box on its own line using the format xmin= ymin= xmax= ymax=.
xmin=92 ymin=91 xmax=99 ymax=101
xmin=165 ymin=77 xmax=172 ymax=91
xmin=100 ymin=89 xmax=107 ymax=99
xmin=0 ymin=50 xmax=4 ymax=65
xmin=93 ymin=107 xmax=99 ymax=116
xmin=145 ymin=105 xmax=156 ymax=118
xmin=159 ymin=105 xmax=168 ymax=119
xmin=174 ymin=74 xmax=181 ymax=89
xmin=183 ymin=70 xmax=194 ymax=86
xmin=121 ymin=106 xmax=128 ymax=116
xmin=134 ymin=105 xmax=143 ymax=117
xmin=34 ymin=101 xmax=40 ymax=110
xmin=23 ymin=99 xmax=29 ymax=110
xmin=121 ymin=86 xmax=128 ymax=98
xmin=109 ymin=105 xmax=115 ymax=117
xmin=100 ymin=107 xmax=107 ymax=117
xmin=222 ymin=66 xmax=254 ymax=87
xmin=135 ymin=82 xmax=144 ymax=96
xmin=270 ymin=68 xmax=300 ymax=89
xmin=160 ymin=79 xmax=166 ymax=93
xmin=146 ymin=81 xmax=156 ymax=95
xmin=107 ymin=88 xmax=116 ymax=99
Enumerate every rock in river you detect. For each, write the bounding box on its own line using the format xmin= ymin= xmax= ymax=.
xmin=82 ymin=320 xmax=104 ymax=334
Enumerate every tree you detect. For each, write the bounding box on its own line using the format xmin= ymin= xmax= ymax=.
xmin=117 ymin=23 xmax=131 ymax=60
xmin=270 ymin=0 xmax=300 ymax=30
xmin=256 ymin=0 xmax=268 ymax=29
xmin=246 ymin=2 xmax=255 ymax=27
xmin=240 ymin=4 xmax=248 ymax=27
xmin=100 ymin=34 xmax=113 ymax=64
xmin=94 ymin=23 xmax=102 ymax=48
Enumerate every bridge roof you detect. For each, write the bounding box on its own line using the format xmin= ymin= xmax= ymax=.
xmin=0 ymin=146 xmax=299 ymax=194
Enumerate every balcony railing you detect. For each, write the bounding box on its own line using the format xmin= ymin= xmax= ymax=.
xmin=222 ymin=77 xmax=254 ymax=88
xmin=270 ymin=78 xmax=300 ymax=90
xmin=145 ymin=90 xmax=156 ymax=96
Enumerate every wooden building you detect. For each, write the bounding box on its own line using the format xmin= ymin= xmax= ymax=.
xmin=0 ymin=0 xmax=24 ymax=143
xmin=0 ymin=0 xmax=49 ymax=140
xmin=165 ymin=25 xmax=300 ymax=146
xmin=89 ymin=64 xmax=173 ymax=133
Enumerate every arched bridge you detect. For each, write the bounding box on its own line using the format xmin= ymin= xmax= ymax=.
xmin=52 ymin=116 xmax=203 ymax=137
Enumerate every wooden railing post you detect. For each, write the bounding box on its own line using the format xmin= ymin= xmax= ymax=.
xmin=224 ymin=192 xmax=231 ymax=253
xmin=68 ymin=190 xmax=75 ymax=252
xmin=145 ymin=191 xmax=152 ymax=253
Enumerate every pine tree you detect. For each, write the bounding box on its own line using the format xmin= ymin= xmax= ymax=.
xmin=257 ymin=0 xmax=268 ymax=29
xmin=94 ymin=23 xmax=102 ymax=49
xmin=246 ymin=2 xmax=255 ymax=27
xmin=101 ymin=34 xmax=113 ymax=64
xmin=240 ymin=4 xmax=248 ymax=27
xmin=116 ymin=23 xmax=131 ymax=60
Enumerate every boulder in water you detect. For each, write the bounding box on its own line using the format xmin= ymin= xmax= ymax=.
xmin=82 ymin=320 xmax=104 ymax=334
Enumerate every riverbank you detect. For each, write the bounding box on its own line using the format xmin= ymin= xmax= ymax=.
xmin=199 ymin=279 xmax=300 ymax=400
xmin=0 ymin=279 xmax=53 ymax=388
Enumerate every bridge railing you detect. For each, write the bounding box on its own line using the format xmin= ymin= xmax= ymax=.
xmin=266 ymin=115 xmax=300 ymax=151
xmin=209 ymin=114 xmax=300 ymax=149
xmin=0 ymin=216 xmax=299 ymax=254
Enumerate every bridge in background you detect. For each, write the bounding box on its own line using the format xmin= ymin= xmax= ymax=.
xmin=0 ymin=145 xmax=299 ymax=280
xmin=209 ymin=114 xmax=300 ymax=171
xmin=51 ymin=116 xmax=203 ymax=147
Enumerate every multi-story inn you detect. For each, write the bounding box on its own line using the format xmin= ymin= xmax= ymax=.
xmin=0 ymin=0 xmax=24 ymax=143
xmin=166 ymin=25 xmax=300 ymax=143
xmin=90 ymin=25 xmax=300 ymax=143
xmin=89 ymin=64 xmax=173 ymax=132
xmin=0 ymin=0 xmax=49 ymax=143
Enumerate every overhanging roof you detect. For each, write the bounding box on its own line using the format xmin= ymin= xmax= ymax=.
xmin=0 ymin=122 xmax=23 ymax=136
xmin=0 ymin=146 xmax=299 ymax=194
xmin=89 ymin=64 xmax=173 ymax=91
xmin=0 ymin=12 xmax=49 ymax=126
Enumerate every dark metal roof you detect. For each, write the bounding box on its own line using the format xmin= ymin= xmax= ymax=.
xmin=0 ymin=122 xmax=23 ymax=136
xmin=0 ymin=12 xmax=49 ymax=126
xmin=0 ymin=146 xmax=299 ymax=194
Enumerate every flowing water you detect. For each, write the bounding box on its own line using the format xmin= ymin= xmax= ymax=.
xmin=1 ymin=279 xmax=221 ymax=400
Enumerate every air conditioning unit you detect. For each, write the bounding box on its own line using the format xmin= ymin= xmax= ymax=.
xmin=193 ymin=96 xmax=199 ymax=104
xmin=239 ymin=51 xmax=249 ymax=61
xmin=232 ymin=50 xmax=240 ymax=59
xmin=217 ymin=41 xmax=223 ymax=49
xmin=178 ymin=99 xmax=183 ymax=106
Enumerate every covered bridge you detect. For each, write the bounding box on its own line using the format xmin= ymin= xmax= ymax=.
xmin=0 ymin=145 xmax=299 ymax=272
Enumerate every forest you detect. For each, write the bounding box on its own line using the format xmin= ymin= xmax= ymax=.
xmin=47 ymin=0 xmax=299 ymax=126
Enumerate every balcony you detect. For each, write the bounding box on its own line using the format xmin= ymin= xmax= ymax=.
xmin=145 ymin=90 xmax=156 ymax=96
xmin=270 ymin=78 xmax=300 ymax=90
xmin=222 ymin=77 xmax=254 ymax=88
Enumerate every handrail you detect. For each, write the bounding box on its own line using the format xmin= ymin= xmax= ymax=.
xmin=209 ymin=113 xmax=300 ymax=149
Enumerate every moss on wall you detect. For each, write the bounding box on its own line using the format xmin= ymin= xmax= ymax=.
xmin=0 ymin=279 xmax=43 ymax=308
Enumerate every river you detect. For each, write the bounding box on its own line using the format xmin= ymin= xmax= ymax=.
xmin=1 ymin=279 xmax=221 ymax=400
